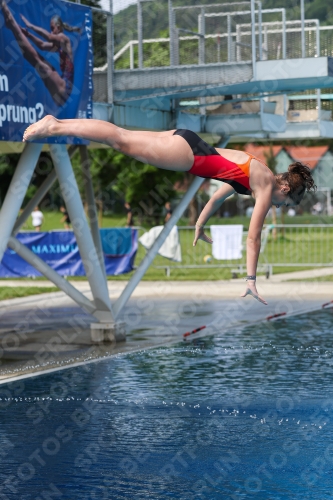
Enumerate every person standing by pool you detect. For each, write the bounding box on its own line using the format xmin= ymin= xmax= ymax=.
xmin=23 ymin=117 xmax=317 ymax=304
xmin=164 ymin=201 xmax=173 ymax=223
xmin=31 ymin=206 xmax=44 ymax=232
xmin=0 ymin=1 xmax=80 ymax=106
xmin=60 ymin=205 xmax=71 ymax=230
xmin=124 ymin=202 xmax=134 ymax=227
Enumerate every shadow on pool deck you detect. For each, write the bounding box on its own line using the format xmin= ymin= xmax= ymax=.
xmin=0 ymin=279 xmax=331 ymax=381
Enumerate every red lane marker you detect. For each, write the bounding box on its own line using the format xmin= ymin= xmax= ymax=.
xmin=322 ymin=300 xmax=333 ymax=308
xmin=266 ymin=312 xmax=287 ymax=321
xmin=183 ymin=326 xmax=206 ymax=339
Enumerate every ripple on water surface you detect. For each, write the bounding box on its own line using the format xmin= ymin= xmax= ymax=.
xmin=0 ymin=310 xmax=333 ymax=499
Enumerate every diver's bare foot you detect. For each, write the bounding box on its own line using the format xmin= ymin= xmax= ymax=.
xmin=1 ymin=0 xmax=13 ymax=16
xmin=1 ymin=0 xmax=12 ymax=24
xmin=23 ymin=115 xmax=59 ymax=142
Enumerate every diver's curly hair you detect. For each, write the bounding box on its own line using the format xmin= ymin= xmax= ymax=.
xmin=275 ymin=162 xmax=317 ymax=204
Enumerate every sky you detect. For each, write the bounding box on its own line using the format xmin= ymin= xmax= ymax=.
xmin=100 ymin=0 xmax=137 ymax=14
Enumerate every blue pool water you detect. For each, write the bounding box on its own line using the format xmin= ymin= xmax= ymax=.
xmin=1 ymin=310 xmax=333 ymax=499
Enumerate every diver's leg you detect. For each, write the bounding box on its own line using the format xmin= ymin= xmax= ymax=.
xmin=23 ymin=118 xmax=194 ymax=171
xmin=1 ymin=1 xmax=67 ymax=103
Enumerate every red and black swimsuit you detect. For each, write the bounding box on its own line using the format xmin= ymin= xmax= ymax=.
xmin=59 ymin=47 xmax=74 ymax=99
xmin=174 ymin=129 xmax=258 ymax=195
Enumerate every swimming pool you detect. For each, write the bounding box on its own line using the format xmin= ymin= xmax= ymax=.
xmin=0 ymin=309 xmax=333 ymax=499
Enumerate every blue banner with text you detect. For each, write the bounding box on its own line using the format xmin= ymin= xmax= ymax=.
xmin=0 ymin=0 xmax=93 ymax=143
xmin=0 ymin=229 xmax=138 ymax=277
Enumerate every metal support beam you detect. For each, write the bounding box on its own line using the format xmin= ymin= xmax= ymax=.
xmin=251 ymin=0 xmax=257 ymax=78
xmin=169 ymin=4 xmax=179 ymax=66
xmin=8 ymin=237 xmax=97 ymax=315
xmin=317 ymin=88 xmax=321 ymax=121
xmin=130 ymin=42 xmax=134 ymax=69
xmin=106 ymin=7 xmax=114 ymax=103
xmin=282 ymin=9 xmax=286 ymax=59
xmin=259 ymin=96 xmax=264 ymax=122
xmin=79 ymin=145 xmax=106 ymax=278
xmin=316 ymin=21 xmax=320 ymax=57
xmin=216 ymin=137 xmax=231 ymax=149
xmin=12 ymin=145 xmax=78 ymax=236
xmin=0 ymin=143 xmax=42 ymax=262
xmin=198 ymin=8 xmax=205 ymax=65
xmin=137 ymin=0 xmax=143 ymax=69
xmin=236 ymin=24 xmax=241 ymax=62
xmin=168 ymin=0 xmax=174 ymax=65
xmin=227 ymin=15 xmax=232 ymax=62
xmin=174 ymin=28 xmax=180 ymax=66
xmin=301 ymin=0 xmax=305 ymax=58
xmin=13 ymin=170 xmax=57 ymax=235
xmin=50 ymin=144 xmax=113 ymax=322
xmin=199 ymin=9 xmax=206 ymax=116
xmin=264 ymin=25 xmax=268 ymax=60
xmin=258 ymin=2 xmax=262 ymax=61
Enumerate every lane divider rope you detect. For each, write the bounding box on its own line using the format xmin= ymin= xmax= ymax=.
xmin=183 ymin=299 xmax=333 ymax=341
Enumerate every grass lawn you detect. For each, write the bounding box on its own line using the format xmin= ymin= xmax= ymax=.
xmin=22 ymin=211 xmax=333 ymax=233
xmin=0 ymin=287 xmax=59 ymax=300
xmin=22 ymin=212 xmax=128 ymax=232
xmin=103 ymin=265 xmax=332 ymax=280
xmin=14 ymin=210 xmax=333 ymax=281
xmin=112 ymin=267 xmax=234 ymax=280
xmin=0 ymin=267 xmax=325 ymax=283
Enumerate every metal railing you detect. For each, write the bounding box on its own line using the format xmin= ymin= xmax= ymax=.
xmin=90 ymin=8 xmax=113 ymax=104
xmin=106 ymin=1 xmax=333 ymax=72
xmin=136 ymin=224 xmax=333 ymax=277
xmin=91 ymin=1 xmax=333 ymax=107
xmin=110 ymin=21 xmax=332 ymax=71
xmin=259 ymin=224 xmax=333 ymax=270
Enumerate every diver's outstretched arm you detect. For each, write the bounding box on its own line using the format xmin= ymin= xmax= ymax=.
xmin=21 ymin=14 xmax=64 ymax=43
xmin=240 ymin=192 xmax=271 ymax=305
xmin=193 ymin=183 xmax=235 ymax=246
xmin=22 ymin=28 xmax=53 ymax=51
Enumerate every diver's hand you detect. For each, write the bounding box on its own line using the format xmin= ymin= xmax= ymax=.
xmin=193 ymin=225 xmax=212 ymax=246
xmin=241 ymin=280 xmax=267 ymax=305
xmin=20 ymin=15 xmax=32 ymax=28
